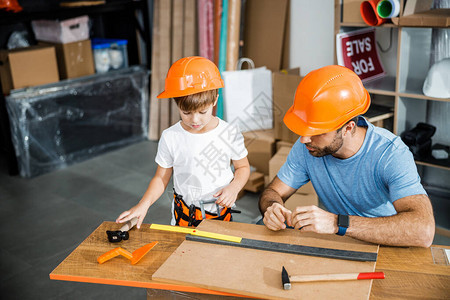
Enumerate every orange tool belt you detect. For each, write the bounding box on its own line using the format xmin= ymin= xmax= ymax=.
xmin=173 ymin=190 xmax=232 ymax=227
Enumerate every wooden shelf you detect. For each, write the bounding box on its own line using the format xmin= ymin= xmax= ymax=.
xmin=392 ymin=9 xmax=450 ymax=28
xmin=365 ymin=76 xmax=397 ymax=95
xmin=336 ymin=0 xmax=449 ymax=175
xmin=340 ymin=22 xmax=397 ymax=28
xmin=0 ymin=0 xmax=145 ymax=25
xmin=341 ymin=9 xmax=450 ymax=29
xmin=398 ymin=92 xmax=450 ymax=102
xmin=415 ymin=144 xmax=450 ymax=171
xmin=416 ymin=160 xmax=450 ymax=171
xmin=364 ymin=104 xmax=394 ymax=129
xmin=435 ymin=226 xmax=450 ymax=238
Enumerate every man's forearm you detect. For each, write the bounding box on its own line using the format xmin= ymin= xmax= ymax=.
xmin=347 ymin=210 xmax=435 ymax=247
xmin=259 ymin=188 xmax=284 ymax=215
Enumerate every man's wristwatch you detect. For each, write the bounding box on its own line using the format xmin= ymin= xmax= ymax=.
xmin=336 ymin=214 xmax=349 ymax=236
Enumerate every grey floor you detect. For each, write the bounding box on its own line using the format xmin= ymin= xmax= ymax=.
xmin=0 ymin=140 xmax=262 ymax=300
xmin=1 ymin=140 xmax=449 ymax=300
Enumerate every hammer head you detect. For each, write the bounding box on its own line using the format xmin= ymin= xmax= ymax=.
xmin=282 ymin=266 xmax=291 ymax=290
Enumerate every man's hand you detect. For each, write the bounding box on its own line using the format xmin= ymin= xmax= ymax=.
xmin=263 ymin=202 xmax=293 ymax=231
xmin=290 ymin=205 xmax=337 ymax=234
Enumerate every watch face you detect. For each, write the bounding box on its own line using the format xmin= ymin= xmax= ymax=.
xmin=338 ymin=214 xmax=349 ymax=227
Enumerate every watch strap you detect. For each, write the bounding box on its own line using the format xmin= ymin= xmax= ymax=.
xmin=336 ymin=214 xmax=349 ymax=236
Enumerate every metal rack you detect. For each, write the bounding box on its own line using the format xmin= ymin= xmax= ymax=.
xmin=0 ymin=0 xmax=152 ymax=175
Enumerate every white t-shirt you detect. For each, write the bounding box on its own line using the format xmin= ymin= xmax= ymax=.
xmin=155 ymin=118 xmax=248 ymax=225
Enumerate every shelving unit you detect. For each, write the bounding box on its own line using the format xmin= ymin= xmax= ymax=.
xmin=0 ymin=0 xmax=151 ymax=175
xmin=334 ymin=0 xmax=450 ymax=173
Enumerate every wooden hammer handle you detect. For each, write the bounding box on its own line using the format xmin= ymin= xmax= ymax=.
xmin=120 ymin=217 xmax=138 ymax=232
xmin=290 ymin=272 xmax=384 ymax=283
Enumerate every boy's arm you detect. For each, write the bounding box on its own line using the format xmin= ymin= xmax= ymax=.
xmin=116 ymin=165 xmax=173 ymax=229
xmin=230 ymin=156 xmax=251 ymax=191
xmin=214 ymin=157 xmax=250 ymax=207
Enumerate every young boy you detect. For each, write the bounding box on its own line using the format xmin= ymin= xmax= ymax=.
xmin=116 ymin=56 xmax=250 ymax=228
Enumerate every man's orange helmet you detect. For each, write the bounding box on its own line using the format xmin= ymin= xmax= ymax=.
xmin=157 ymin=56 xmax=224 ymax=98
xmin=283 ymin=65 xmax=370 ymax=137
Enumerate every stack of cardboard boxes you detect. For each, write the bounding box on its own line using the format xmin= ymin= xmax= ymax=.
xmin=33 ymin=15 xmax=95 ymax=81
xmin=0 ymin=15 xmax=95 ymax=95
xmin=241 ymin=68 xmax=319 ymax=209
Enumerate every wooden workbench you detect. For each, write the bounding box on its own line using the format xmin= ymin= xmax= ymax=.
xmin=50 ymin=221 xmax=450 ymax=299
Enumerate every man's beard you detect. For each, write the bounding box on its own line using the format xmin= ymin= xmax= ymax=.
xmin=305 ymin=132 xmax=344 ymax=157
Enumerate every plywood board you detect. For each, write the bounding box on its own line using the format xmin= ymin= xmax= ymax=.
xmin=152 ymin=220 xmax=379 ymax=300
xmin=213 ymin=0 xmax=222 ymax=65
xmin=170 ymin=0 xmax=183 ymax=126
xmin=226 ymin=0 xmax=241 ymax=71
xmin=158 ymin=0 xmax=172 ymax=136
xmin=243 ymin=0 xmax=288 ymax=72
xmin=148 ymin=0 xmax=161 ymax=140
xmin=183 ymin=0 xmax=197 ymax=57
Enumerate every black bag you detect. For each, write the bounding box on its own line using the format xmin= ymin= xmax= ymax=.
xmin=401 ymin=123 xmax=436 ymax=160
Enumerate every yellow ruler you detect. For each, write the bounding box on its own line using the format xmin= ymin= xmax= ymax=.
xmin=149 ymin=224 xmax=242 ymax=243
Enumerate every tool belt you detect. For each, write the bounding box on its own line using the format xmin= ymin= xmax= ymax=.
xmin=173 ymin=190 xmax=232 ymax=227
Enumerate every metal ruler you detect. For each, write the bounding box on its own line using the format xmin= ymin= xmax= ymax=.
xmin=186 ymin=235 xmax=378 ymax=262
xmin=150 ymin=223 xmax=377 ymax=262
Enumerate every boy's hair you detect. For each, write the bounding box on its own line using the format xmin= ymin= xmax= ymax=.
xmin=173 ymin=89 xmax=218 ymax=112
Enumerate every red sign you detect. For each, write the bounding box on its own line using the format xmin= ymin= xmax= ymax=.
xmin=336 ymin=28 xmax=385 ymax=82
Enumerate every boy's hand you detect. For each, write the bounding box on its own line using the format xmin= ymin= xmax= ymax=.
xmin=116 ymin=202 xmax=150 ymax=229
xmin=213 ymin=185 xmax=241 ymax=208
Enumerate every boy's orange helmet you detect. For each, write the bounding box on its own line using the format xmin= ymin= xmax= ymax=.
xmin=157 ymin=56 xmax=224 ymax=98
xmin=283 ymin=65 xmax=370 ymax=137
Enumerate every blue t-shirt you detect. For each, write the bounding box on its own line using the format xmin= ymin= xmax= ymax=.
xmin=277 ymin=117 xmax=426 ymax=217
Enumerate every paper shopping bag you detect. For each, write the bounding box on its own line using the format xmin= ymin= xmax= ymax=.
xmin=222 ymin=64 xmax=273 ymax=132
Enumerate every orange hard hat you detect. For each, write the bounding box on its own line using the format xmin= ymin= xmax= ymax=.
xmin=283 ymin=65 xmax=370 ymax=137
xmin=157 ymin=56 xmax=224 ymax=98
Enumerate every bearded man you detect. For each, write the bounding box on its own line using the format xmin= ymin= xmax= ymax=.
xmin=259 ymin=65 xmax=435 ymax=247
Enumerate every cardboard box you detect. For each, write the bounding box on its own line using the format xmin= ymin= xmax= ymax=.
xmin=243 ymin=0 xmax=288 ymax=72
xmin=40 ymin=40 xmax=95 ymax=79
xmin=269 ymin=146 xmax=291 ymax=183
xmin=236 ymin=189 xmax=246 ymax=201
xmin=0 ymin=46 xmax=59 ymax=95
xmin=243 ymin=129 xmax=275 ymax=175
xmin=342 ymin=0 xmax=365 ymax=24
xmin=276 ymin=140 xmax=294 ymax=152
xmin=272 ymin=71 xmax=302 ymax=143
xmin=243 ymin=171 xmax=265 ymax=193
xmin=32 ymin=15 xmax=90 ymax=44
xmin=269 ymin=146 xmax=316 ymax=195
xmin=285 ymin=193 xmax=319 ymax=211
xmin=392 ymin=9 xmax=450 ymax=27
xmin=402 ymin=0 xmax=433 ymax=16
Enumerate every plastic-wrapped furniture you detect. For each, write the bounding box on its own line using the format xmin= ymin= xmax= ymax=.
xmin=6 ymin=66 xmax=149 ymax=177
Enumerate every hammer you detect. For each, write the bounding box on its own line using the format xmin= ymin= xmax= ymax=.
xmin=107 ymin=217 xmax=138 ymax=243
xmin=281 ymin=266 xmax=384 ymax=290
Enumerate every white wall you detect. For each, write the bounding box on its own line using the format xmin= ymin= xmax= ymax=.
xmin=289 ymin=0 xmax=335 ymax=75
